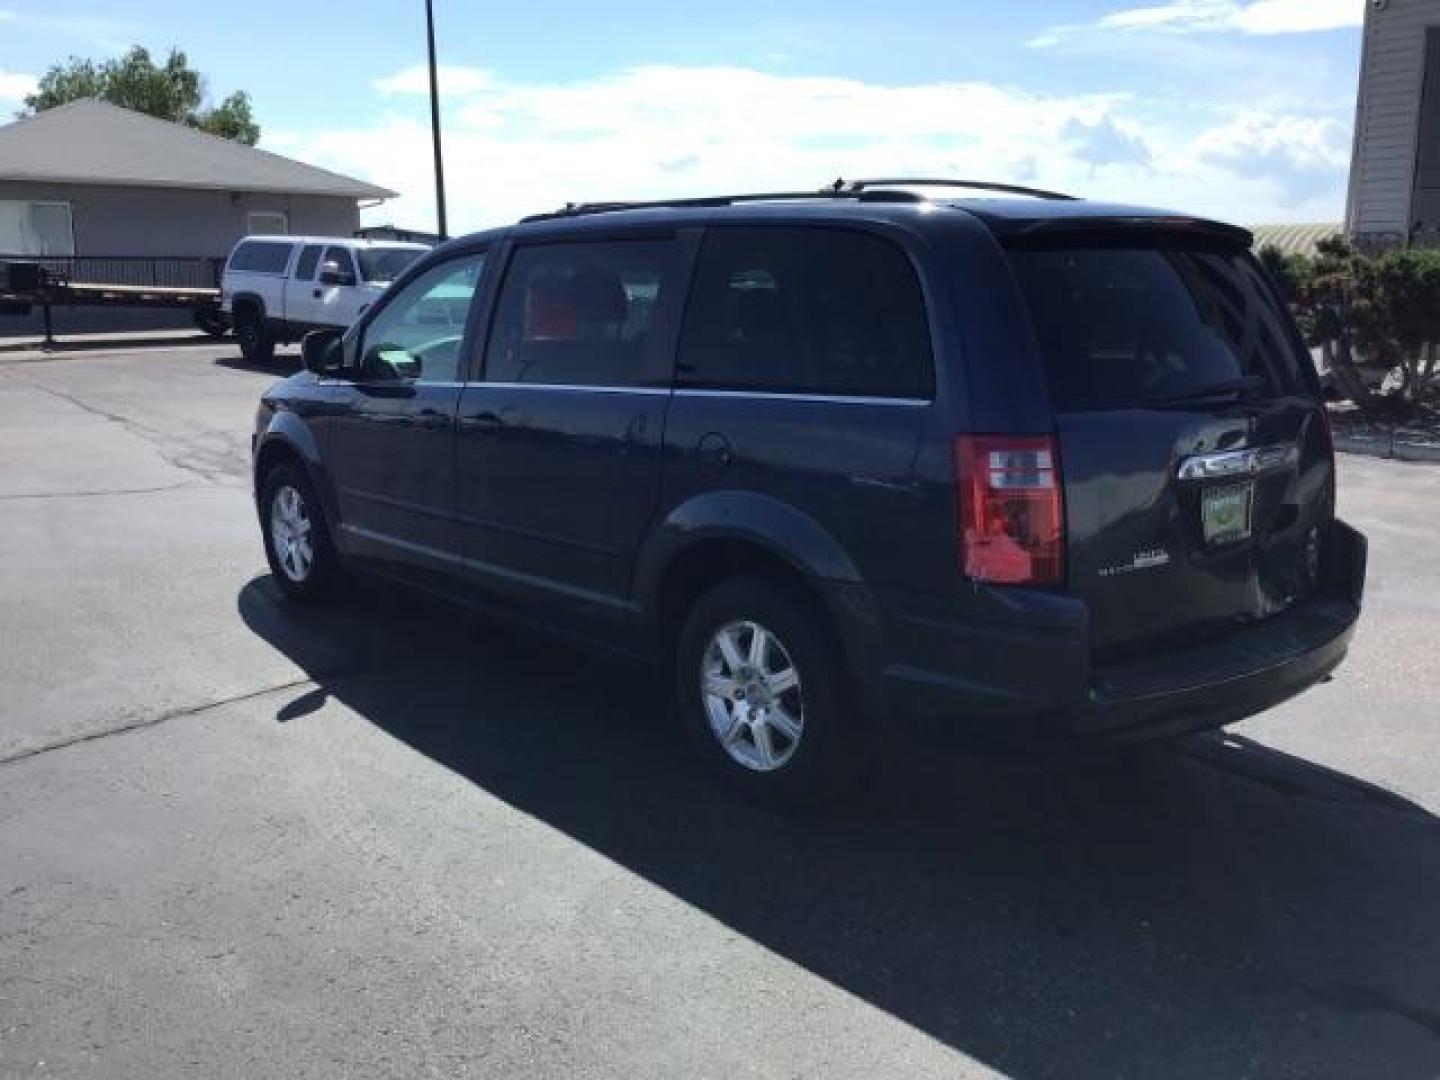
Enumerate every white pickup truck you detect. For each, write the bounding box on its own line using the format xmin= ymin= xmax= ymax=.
xmin=221 ymin=236 xmax=428 ymax=362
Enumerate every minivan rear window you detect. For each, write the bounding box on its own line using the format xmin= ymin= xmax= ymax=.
xmin=1007 ymin=241 xmax=1305 ymax=411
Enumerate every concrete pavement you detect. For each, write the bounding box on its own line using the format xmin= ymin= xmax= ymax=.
xmin=2 ymin=346 xmax=1438 ymax=1078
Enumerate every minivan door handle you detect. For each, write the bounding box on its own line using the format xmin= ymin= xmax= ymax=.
xmin=460 ymin=411 xmax=504 ymax=434
xmin=416 ymin=408 xmax=449 ymax=431
xmin=696 ymin=431 xmax=733 ymax=470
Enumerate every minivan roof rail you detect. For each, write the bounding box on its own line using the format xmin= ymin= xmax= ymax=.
xmin=845 ymin=178 xmax=1080 ymax=202
xmin=517 ymin=177 xmax=1079 ymax=224
xmin=518 ymin=186 xmax=927 ymax=223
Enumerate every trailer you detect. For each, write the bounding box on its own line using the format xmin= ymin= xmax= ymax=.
xmin=0 ymin=255 xmax=228 ymax=347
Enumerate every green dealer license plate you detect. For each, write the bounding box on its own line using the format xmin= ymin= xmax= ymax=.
xmin=1202 ymin=482 xmax=1253 ymax=545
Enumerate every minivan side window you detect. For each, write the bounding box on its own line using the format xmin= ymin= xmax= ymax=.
xmin=293 ymin=244 xmax=323 ymax=281
xmin=677 ymin=226 xmax=934 ymax=399
xmin=357 ymin=253 xmax=486 ymax=384
xmin=229 ymin=241 xmax=292 ymax=274
xmin=483 ymin=239 xmax=681 ymax=387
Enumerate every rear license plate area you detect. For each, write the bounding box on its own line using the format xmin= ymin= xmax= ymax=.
xmin=1202 ymin=482 xmax=1253 ymax=545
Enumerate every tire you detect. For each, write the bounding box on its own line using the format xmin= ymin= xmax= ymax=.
xmin=193 ymin=308 xmax=230 ymax=338
xmin=235 ymin=305 xmax=275 ymax=363
xmin=259 ymin=462 xmax=338 ymax=602
xmin=675 ymin=576 xmax=871 ymax=806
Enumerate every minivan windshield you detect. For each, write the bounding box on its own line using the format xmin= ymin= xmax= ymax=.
xmin=1007 ymin=240 xmax=1306 ymax=411
xmin=357 ymin=246 xmax=425 ymax=284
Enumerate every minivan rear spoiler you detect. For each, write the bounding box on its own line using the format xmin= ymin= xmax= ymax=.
xmin=994 ymin=215 xmax=1254 ymax=249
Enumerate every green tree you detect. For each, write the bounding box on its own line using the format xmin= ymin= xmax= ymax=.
xmin=1261 ymin=239 xmax=1377 ymax=410
xmin=21 ymin=46 xmax=259 ymax=145
xmin=1261 ymin=237 xmax=1440 ymax=413
xmin=1349 ymin=249 xmax=1440 ymax=404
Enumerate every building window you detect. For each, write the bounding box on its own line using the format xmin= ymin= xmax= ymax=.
xmin=0 ymin=201 xmax=75 ymax=256
xmin=246 ymin=211 xmax=288 ymax=236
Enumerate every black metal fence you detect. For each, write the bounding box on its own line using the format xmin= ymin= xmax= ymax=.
xmin=0 ymin=255 xmax=225 ymax=290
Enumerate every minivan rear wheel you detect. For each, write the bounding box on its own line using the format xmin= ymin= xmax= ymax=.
xmin=676 ymin=577 xmax=870 ymax=805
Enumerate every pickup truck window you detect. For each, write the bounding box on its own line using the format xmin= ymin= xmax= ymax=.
xmin=358 ymin=253 xmax=486 ymax=384
xmin=229 ymin=241 xmax=292 ymax=274
xmin=322 ymin=246 xmax=357 ymax=283
xmin=357 ymin=246 xmax=425 ymax=284
xmin=293 ymin=245 xmax=322 ymax=281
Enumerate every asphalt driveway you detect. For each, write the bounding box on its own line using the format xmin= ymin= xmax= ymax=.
xmin=2 ymin=344 xmax=1438 ymax=1079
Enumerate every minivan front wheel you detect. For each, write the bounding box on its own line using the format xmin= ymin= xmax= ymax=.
xmin=676 ymin=577 xmax=869 ymax=805
xmin=260 ymin=463 xmax=337 ymax=601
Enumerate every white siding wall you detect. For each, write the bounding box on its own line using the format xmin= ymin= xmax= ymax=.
xmin=0 ymin=181 xmax=360 ymax=257
xmin=1346 ymin=0 xmax=1440 ymax=244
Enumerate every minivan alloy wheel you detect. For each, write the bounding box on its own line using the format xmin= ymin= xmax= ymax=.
xmin=269 ymin=484 xmax=314 ymax=583
xmin=700 ymin=620 xmax=804 ymax=772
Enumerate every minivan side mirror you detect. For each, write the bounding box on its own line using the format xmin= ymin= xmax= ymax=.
xmin=301 ymin=328 xmax=344 ymax=375
xmin=318 ymin=260 xmax=357 ymax=287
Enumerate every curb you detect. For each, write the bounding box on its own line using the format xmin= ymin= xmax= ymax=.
xmin=1334 ymin=432 xmax=1440 ymax=463
xmin=0 ymin=334 xmax=225 ymax=357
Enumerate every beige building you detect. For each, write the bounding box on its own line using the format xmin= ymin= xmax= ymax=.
xmin=0 ymin=99 xmax=392 ymax=261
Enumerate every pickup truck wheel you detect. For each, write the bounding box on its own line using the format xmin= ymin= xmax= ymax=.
xmin=193 ymin=308 xmax=230 ymax=338
xmin=260 ymin=463 xmax=337 ymax=602
xmin=676 ymin=577 xmax=871 ymax=806
xmin=235 ymin=306 xmax=275 ymax=363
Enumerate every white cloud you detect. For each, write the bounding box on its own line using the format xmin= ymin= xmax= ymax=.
xmin=0 ymin=8 xmax=133 ymax=51
xmin=375 ymin=65 xmax=495 ymax=97
xmin=1192 ymin=111 xmax=1350 ymax=172
xmin=1034 ymin=0 xmax=1362 ymax=45
xmin=276 ymin=63 xmax=1348 ymax=234
xmin=0 ymin=68 xmax=37 ymax=104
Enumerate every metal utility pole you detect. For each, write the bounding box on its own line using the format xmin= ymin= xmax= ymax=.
xmin=425 ymin=0 xmax=449 ymax=240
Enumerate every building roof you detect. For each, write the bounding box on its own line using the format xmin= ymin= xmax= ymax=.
xmin=1249 ymin=222 xmax=1343 ymax=258
xmin=0 ymin=99 xmax=394 ymax=200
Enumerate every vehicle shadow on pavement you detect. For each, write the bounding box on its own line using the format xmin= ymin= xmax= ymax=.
xmin=212 ymin=351 xmax=300 ymax=376
xmin=239 ymin=574 xmax=1440 ymax=1079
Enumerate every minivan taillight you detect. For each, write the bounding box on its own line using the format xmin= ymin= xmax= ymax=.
xmin=955 ymin=435 xmax=1064 ymax=585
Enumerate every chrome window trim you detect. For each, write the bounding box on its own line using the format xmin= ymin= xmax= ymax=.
xmin=323 ymin=379 xmax=468 ymax=388
xmin=471 ymin=382 xmax=672 ymax=396
xmin=334 ymin=380 xmax=932 ymax=405
xmin=674 ymin=388 xmax=932 ymax=406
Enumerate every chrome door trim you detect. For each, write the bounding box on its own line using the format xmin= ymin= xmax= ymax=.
xmin=673 ymin=388 xmax=932 ymax=407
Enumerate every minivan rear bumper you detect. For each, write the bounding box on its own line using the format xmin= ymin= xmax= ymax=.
xmin=1060 ymin=591 xmax=1358 ymax=743
xmin=872 ymin=519 xmax=1366 ymax=746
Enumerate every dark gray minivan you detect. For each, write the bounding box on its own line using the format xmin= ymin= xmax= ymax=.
xmin=252 ymin=181 xmax=1367 ymax=803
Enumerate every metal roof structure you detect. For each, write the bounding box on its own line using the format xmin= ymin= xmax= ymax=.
xmin=1248 ymin=222 xmax=1344 ymax=258
xmin=0 ymin=99 xmax=394 ymax=200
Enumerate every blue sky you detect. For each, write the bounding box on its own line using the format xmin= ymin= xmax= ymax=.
xmin=0 ymin=0 xmax=1365 ymax=231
